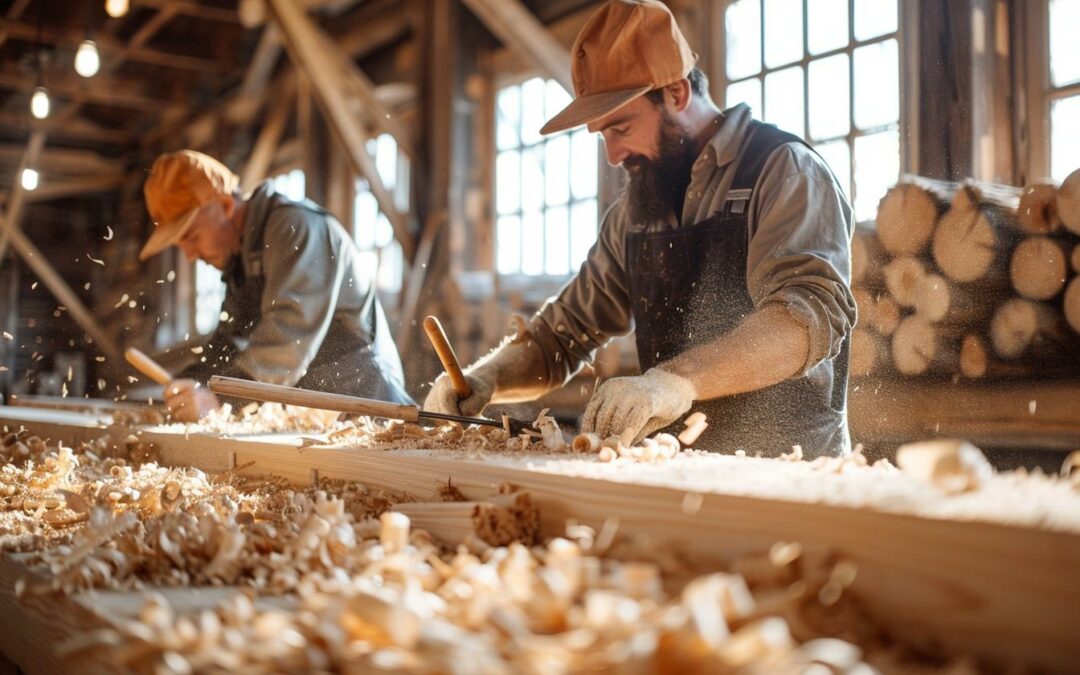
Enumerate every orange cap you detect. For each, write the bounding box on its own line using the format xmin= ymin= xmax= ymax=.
xmin=140 ymin=150 xmax=238 ymax=261
xmin=540 ymin=0 xmax=697 ymax=136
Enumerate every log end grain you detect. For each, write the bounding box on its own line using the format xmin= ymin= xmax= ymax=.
xmin=1065 ymin=277 xmax=1080 ymax=336
xmin=1057 ymin=168 xmax=1080 ymax=235
xmin=883 ymin=257 xmax=927 ymax=308
xmin=1018 ymin=184 xmax=1062 ymax=234
xmin=913 ymin=273 xmax=951 ymax=322
xmin=876 ymin=184 xmax=941 ymax=255
xmin=891 ymin=316 xmax=938 ymax=375
xmin=932 ymin=202 xmax=999 ymax=283
xmin=1009 ymin=236 xmax=1067 ymax=301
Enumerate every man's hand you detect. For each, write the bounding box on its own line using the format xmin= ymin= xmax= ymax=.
xmin=423 ymin=372 xmax=494 ymax=417
xmin=164 ymin=379 xmax=221 ymax=422
xmin=582 ymin=367 xmax=696 ymax=444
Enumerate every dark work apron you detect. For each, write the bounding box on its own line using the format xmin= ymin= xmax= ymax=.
xmin=625 ymin=121 xmax=849 ymax=458
xmin=184 ymin=193 xmax=413 ymax=405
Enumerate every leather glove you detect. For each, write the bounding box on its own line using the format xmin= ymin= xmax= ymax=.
xmin=582 ymin=367 xmax=696 ymax=444
xmin=423 ymin=372 xmax=495 ymax=417
xmin=165 ymin=379 xmax=221 ymax=422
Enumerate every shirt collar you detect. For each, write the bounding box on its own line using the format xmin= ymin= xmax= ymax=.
xmin=705 ymin=103 xmax=754 ymax=168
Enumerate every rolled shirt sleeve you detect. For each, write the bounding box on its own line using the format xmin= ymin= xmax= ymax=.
xmin=232 ymin=209 xmax=343 ymax=386
xmin=528 ymin=202 xmax=635 ymax=386
xmin=747 ymin=144 xmax=857 ymax=374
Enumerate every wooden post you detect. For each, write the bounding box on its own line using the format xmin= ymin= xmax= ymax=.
xmin=459 ymin=0 xmax=573 ymax=93
xmin=265 ymin=0 xmax=416 ymax=260
xmin=239 ymin=92 xmax=292 ymax=194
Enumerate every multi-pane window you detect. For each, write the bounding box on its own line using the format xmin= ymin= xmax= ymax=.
xmin=723 ymin=0 xmax=901 ymax=223
xmin=354 ymin=133 xmax=407 ymax=295
xmin=1047 ymin=0 xmax=1080 ymax=181
xmin=194 ymin=169 xmax=306 ymax=335
xmin=495 ymin=77 xmax=600 ymax=277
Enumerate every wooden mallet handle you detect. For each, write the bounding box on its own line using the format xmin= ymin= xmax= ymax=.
xmin=422 ymin=316 xmax=472 ymax=399
xmin=209 ymin=376 xmax=421 ymax=423
xmin=125 ymin=347 xmax=172 ymax=385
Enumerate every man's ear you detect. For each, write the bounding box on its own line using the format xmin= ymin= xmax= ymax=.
xmin=220 ymin=194 xmax=236 ymax=219
xmin=664 ymin=78 xmax=692 ymax=113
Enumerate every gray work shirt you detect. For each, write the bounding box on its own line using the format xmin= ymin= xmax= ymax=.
xmin=528 ymin=104 xmax=856 ymax=448
xmin=181 ymin=182 xmax=412 ymax=404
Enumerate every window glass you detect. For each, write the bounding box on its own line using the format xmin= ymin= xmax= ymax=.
xmin=808 ymin=0 xmax=848 ymax=55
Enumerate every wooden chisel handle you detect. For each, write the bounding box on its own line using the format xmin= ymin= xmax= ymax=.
xmin=423 ymin=316 xmax=472 ymax=399
xmin=125 ymin=347 xmax=172 ymax=385
xmin=208 ymin=376 xmax=421 ymax=423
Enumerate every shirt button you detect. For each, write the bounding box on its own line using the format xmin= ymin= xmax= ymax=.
xmin=556 ymin=324 xmax=566 ymax=333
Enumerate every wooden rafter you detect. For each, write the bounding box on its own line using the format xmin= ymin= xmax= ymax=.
xmin=0 ymin=131 xmax=45 ymax=264
xmin=0 ymin=70 xmax=177 ymax=113
xmin=266 ymin=0 xmax=415 ymax=259
xmin=239 ymin=90 xmax=292 ymax=193
xmin=459 ymin=0 xmax=573 ymax=93
xmin=134 ymin=0 xmax=241 ymax=23
xmin=0 ymin=144 xmax=124 ymax=175
xmin=0 ymin=113 xmax=133 ymax=146
xmin=0 ymin=0 xmax=32 ymax=50
xmin=0 ymin=21 xmax=228 ymax=72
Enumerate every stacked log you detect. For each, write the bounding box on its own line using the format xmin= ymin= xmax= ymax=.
xmin=851 ymin=169 xmax=1080 ymax=380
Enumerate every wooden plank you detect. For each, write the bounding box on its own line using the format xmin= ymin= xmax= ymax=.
xmin=391 ymin=501 xmax=484 ymax=545
xmin=459 ymin=0 xmax=573 ymax=93
xmin=850 ymin=378 xmax=1080 ymax=451
xmin=0 ymin=556 xmax=112 ymax=674
xmin=0 ymin=406 xmax=111 ymax=447
xmin=265 ymin=0 xmax=416 ymax=260
xmin=114 ymin=427 xmax=1080 ymax=674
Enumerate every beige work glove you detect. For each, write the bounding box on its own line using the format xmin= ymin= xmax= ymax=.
xmin=423 ymin=326 xmax=553 ymax=417
xmin=582 ymin=367 xmax=696 ymax=444
xmin=424 ymin=372 xmax=496 ymax=417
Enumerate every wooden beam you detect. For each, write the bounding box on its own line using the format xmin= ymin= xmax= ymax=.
xmin=134 ymin=0 xmax=241 ymax=23
xmin=240 ymin=91 xmax=292 ymax=193
xmin=0 ymin=0 xmax=32 ymax=50
xmin=0 ymin=113 xmax=133 ymax=146
xmin=22 ymin=175 xmax=127 ymax=203
xmin=102 ymin=424 xmax=1080 ymax=675
xmin=0 ymin=131 xmax=45 ymax=264
xmin=0 ymin=21 xmax=229 ymax=72
xmin=458 ymin=0 xmax=573 ymax=93
xmin=0 ymin=70 xmax=176 ymax=113
xmin=316 ymin=25 xmax=414 ymax=157
xmin=0 ymin=144 xmax=124 ymax=175
xmin=266 ymin=0 xmax=415 ymax=260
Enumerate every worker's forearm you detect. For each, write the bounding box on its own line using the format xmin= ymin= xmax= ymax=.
xmin=659 ymin=303 xmax=810 ymax=400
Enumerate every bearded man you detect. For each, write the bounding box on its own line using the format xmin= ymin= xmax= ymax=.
xmin=426 ymin=0 xmax=856 ymax=457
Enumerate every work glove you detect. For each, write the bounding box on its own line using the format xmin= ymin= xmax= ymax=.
xmin=423 ymin=372 xmax=495 ymax=417
xmin=582 ymin=367 xmax=696 ymax=444
xmin=423 ymin=321 xmax=554 ymax=417
xmin=164 ymin=379 xmax=221 ymax=422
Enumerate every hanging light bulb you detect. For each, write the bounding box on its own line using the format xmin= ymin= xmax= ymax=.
xmin=30 ymin=86 xmax=50 ymax=119
xmin=104 ymin=0 xmax=129 ymax=18
xmin=21 ymin=169 xmax=40 ymax=192
xmin=74 ymin=39 xmax=100 ymax=78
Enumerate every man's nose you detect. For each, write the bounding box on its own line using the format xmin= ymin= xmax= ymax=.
xmin=601 ymin=135 xmax=629 ymax=167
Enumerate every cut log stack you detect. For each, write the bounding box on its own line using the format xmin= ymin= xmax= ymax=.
xmin=850 ymin=169 xmax=1080 ymax=379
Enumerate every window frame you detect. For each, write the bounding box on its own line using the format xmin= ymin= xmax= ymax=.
xmin=714 ymin=0 xmax=918 ymax=223
xmin=352 ymin=132 xmax=411 ymax=301
xmin=1024 ymin=0 xmax=1080 ymax=182
xmin=492 ymin=72 xmax=603 ymax=292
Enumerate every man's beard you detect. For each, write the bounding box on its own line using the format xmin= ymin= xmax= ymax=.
xmin=623 ymin=112 xmax=699 ymax=225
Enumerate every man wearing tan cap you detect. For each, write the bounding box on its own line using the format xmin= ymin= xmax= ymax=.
xmin=142 ymin=150 xmax=412 ymax=421
xmin=427 ymin=0 xmax=855 ymax=457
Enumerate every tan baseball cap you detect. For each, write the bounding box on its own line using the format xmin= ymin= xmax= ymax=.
xmin=140 ymin=150 xmax=239 ymax=261
xmin=540 ymin=0 xmax=697 ymax=136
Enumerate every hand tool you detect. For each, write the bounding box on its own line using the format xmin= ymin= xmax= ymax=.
xmin=208 ymin=375 xmax=534 ymax=435
xmin=422 ymin=315 xmax=535 ymax=434
xmin=124 ymin=347 xmax=172 ymax=385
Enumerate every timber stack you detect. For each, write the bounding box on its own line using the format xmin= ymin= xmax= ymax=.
xmin=850 ymin=168 xmax=1080 ymax=379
